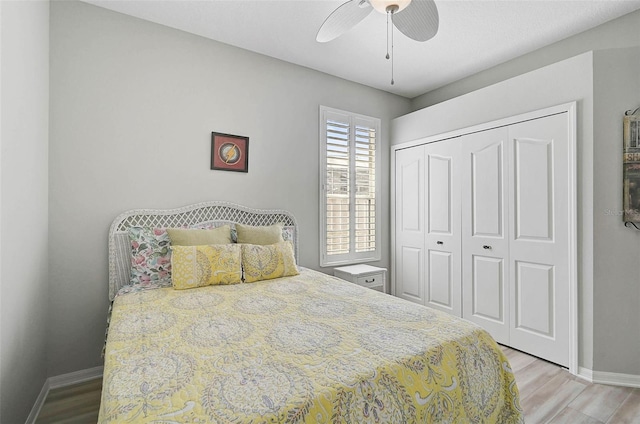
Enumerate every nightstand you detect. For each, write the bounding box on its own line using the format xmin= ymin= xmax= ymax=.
xmin=333 ymin=264 xmax=387 ymax=293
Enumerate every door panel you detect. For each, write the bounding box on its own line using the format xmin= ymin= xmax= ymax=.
xmin=401 ymin=160 xmax=422 ymax=232
xmin=462 ymin=127 xmax=510 ymax=344
xmin=394 ymin=146 xmax=425 ymax=304
xmin=424 ymin=139 xmax=461 ymax=315
xmin=471 ymin=142 xmax=503 ymax=237
xmin=514 ymin=138 xmax=553 ymax=240
xmin=428 ymin=154 xmax=453 ymax=234
xmin=400 ymin=247 xmax=423 ymax=300
xmin=428 ymin=250 xmax=452 ymax=308
xmin=515 ymin=261 xmax=554 ymax=337
xmin=508 ymin=113 xmax=570 ymax=367
xmin=471 ymin=255 xmax=504 ymax=322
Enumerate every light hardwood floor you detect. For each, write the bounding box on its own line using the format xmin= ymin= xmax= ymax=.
xmin=502 ymin=346 xmax=640 ymax=424
xmin=36 ymin=348 xmax=640 ymax=423
xmin=35 ymin=378 xmax=101 ymax=424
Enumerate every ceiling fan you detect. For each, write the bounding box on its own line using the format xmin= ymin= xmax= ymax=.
xmin=316 ymin=0 xmax=439 ymax=85
xmin=316 ymin=0 xmax=439 ymax=43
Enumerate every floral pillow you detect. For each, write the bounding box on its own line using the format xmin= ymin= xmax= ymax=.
xmin=129 ymin=227 xmax=172 ymax=287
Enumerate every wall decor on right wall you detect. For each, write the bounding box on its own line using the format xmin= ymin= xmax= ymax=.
xmin=623 ymin=108 xmax=640 ymax=223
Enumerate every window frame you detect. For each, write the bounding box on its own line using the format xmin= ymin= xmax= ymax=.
xmin=319 ymin=105 xmax=381 ymax=267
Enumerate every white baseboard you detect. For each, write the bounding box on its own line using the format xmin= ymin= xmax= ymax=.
xmin=25 ymin=379 xmax=50 ymax=424
xmin=577 ymin=366 xmax=593 ymax=382
xmin=25 ymin=366 xmax=104 ymax=424
xmin=592 ymin=370 xmax=640 ymax=388
xmin=578 ymin=366 xmax=640 ymax=388
xmin=48 ymin=365 xmax=103 ymax=389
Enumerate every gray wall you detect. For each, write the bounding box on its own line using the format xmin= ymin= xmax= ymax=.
xmin=391 ymin=52 xmax=596 ymax=371
xmin=592 ymin=47 xmax=640 ymax=374
xmin=49 ymin=1 xmax=411 ymax=376
xmin=412 ymin=8 xmax=640 ymax=110
xmin=0 ymin=1 xmax=50 ymax=422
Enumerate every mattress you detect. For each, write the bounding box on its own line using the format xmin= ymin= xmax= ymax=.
xmin=99 ymin=268 xmax=523 ymax=423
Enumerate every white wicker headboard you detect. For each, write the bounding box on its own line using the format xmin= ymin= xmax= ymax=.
xmin=108 ymin=201 xmax=299 ymax=301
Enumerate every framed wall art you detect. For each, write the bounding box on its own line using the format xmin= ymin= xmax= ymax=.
xmin=623 ymin=109 xmax=640 ymax=222
xmin=211 ymin=132 xmax=249 ymax=173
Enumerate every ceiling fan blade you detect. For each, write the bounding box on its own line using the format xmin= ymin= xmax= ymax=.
xmin=393 ymin=0 xmax=439 ymax=42
xmin=316 ymin=0 xmax=373 ymax=43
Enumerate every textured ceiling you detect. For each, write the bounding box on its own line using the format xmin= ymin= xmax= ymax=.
xmin=83 ymin=0 xmax=640 ymax=98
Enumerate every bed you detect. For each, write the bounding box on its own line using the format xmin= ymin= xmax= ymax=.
xmin=99 ymin=201 xmax=523 ymax=423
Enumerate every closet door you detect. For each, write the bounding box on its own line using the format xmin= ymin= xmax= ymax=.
xmin=508 ymin=113 xmax=570 ymax=367
xmin=394 ymin=145 xmax=425 ymax=304
xmin=461 ymin=127 xmax=510 ymax=344
xmin=424 ymin=139 xmax=462 ymax=316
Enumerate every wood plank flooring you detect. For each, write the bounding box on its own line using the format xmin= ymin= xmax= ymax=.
xmin=35 ymin=378 xmax=101 ymax=424
xmin=36 ymin=348 xmax=640 ymax=423
xmin=502 ymin=346 xmax=640 ymax=424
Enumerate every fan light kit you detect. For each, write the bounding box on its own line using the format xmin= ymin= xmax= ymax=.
xmin=369 ymin=0 xmax=412 ymax=14
xmin=316 ymin=0 xmax=439 ymax=86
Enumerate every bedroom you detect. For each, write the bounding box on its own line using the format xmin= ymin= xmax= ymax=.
xmin=1 ymin=0 xmax=640 ymax=422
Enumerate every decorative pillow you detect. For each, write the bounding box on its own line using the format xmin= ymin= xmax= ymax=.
xmin=128 ymin=227 xmax=172 ymax=287
xmin=171 ymin=244 xmax=242 ymax=290
xmin=241 ymin=241 xmax=299 ymax=283
xmin=166 ymin=226 xmax=232 ymax=246
xmin=236 ymin=223 xmax=284 ymax=245
xmin=282 ymin=226 xmax=294 ymax=243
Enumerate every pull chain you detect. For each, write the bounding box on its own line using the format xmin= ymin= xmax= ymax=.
xmin=385 ymin=12 xmax=390 ymax=60
xmin=390 ymin=10 xmax=395 ymax=85
xmin=385 ymin=9 xmax=395 ymax=85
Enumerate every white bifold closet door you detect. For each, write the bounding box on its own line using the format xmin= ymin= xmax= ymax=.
xmin=461 ymin=127 xmax=511 ymax=344
xmin=461 ymin=113 xmax=570 ymax=367
xmin=424 ymin=139 xmax=461 ymax=316
xmin=394 ymin=146 xmax=426 ymax=304
xmin=394 ymin=111 xmax=571 ymax=367
xmin=394 ymin=139 xmax=462 ymax=316
xmin=507 ymin=114 xmax=570 ymax=367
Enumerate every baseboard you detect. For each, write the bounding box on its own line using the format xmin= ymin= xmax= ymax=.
xmin=578 ymin=366 xmax=640 ymax=388
xmin=48 ymin=365 xmax=103 ymax=389
xmin=577 ymin=366 xmax=593 ymax=382
xmin=592 ymin=370 xmax=640 ymax=388
xmin=25 ymin=379 xmax=50 ymax=424
xmin=25 ymin=366 xmax=104 ymax=424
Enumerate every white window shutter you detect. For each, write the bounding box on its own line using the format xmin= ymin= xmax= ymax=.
xmin=320 ymin=106 xmax=381 ymax=267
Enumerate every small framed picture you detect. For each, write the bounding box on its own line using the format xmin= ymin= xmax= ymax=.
xmin=211 ymin=132 xmax=249 ymax=173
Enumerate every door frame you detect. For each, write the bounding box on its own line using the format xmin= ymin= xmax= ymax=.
xmin=391 ymin=102 xmax=578 ymax=375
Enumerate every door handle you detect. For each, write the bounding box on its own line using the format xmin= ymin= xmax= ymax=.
xmin=436 ymin=241 xmax=444 ymax=245
xmin=483 ymin=245 xmax=492 ymax=250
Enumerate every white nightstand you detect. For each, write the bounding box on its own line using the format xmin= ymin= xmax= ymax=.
xmin=333 ymin=264 xmax=387 ymax=293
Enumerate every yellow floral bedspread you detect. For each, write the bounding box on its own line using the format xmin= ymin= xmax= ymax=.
xmin=99 ymin=268 xmax=523 ymax=423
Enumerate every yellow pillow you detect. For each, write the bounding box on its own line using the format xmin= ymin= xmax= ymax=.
xmin=171 ymin=244 xmax=242 ymax=289
xmin=167 ymin=226 xmax=232 ymax=246
xmin=235 ymin=223 xmax=284 ymax=245
xmin=241 ymin=241 xmax=299 ymax=283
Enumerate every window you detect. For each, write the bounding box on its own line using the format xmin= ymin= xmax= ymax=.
xmin=319 ymin=106 xmax=381 ymax=267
